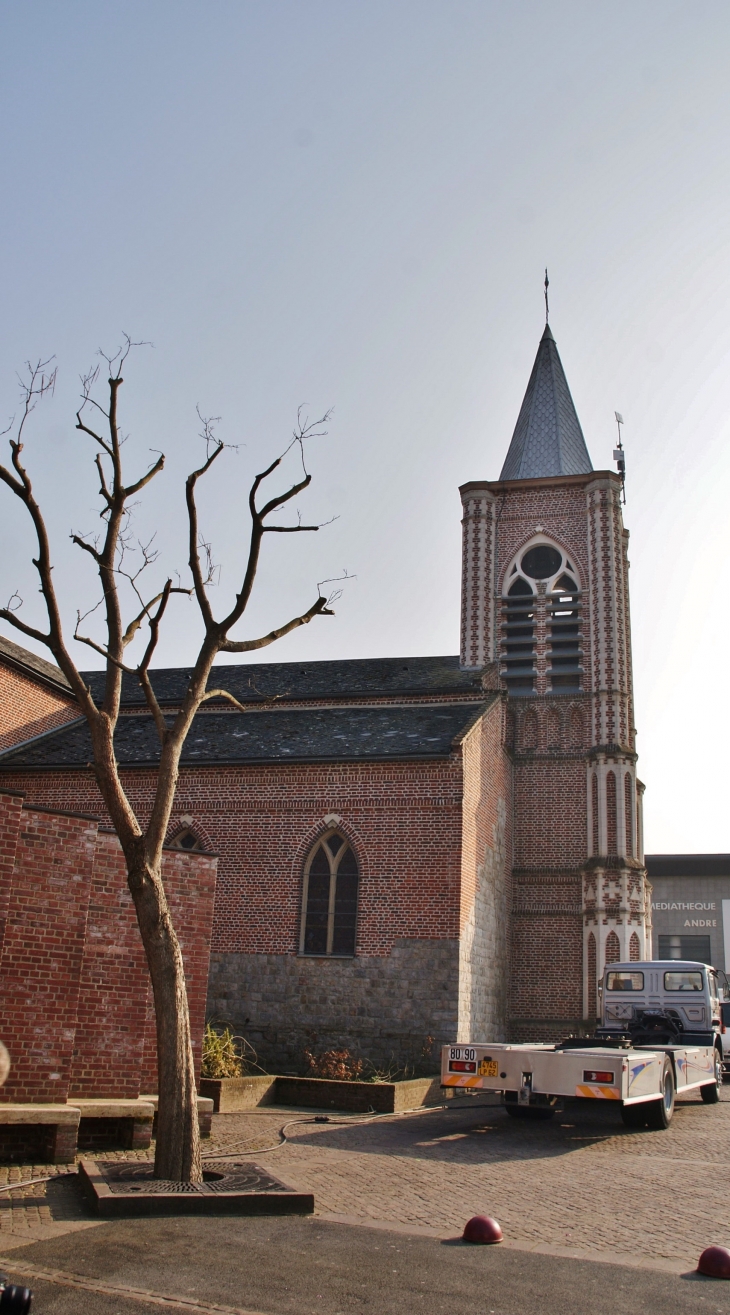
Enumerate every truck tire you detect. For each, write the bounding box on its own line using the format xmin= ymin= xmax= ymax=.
xmin=644 ymin=1058 xmax=675 ymax=1129
xmin=700 ymin=1050 xmax=723 ymax=1104
xmin=504 ymin=1105 xmax=555 ymax=1120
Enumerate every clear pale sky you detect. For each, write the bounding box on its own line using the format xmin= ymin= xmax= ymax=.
xmin=1 ymin=2 xmax=728 ymax=853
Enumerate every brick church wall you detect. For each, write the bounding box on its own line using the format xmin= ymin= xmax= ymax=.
xmin=3 ymin=743 xmax=485 ymax=1070
xmin=0 ymin=789 xmax=217 ymax=1101
xmin=0 ymin=664 xmax=78 ymax=753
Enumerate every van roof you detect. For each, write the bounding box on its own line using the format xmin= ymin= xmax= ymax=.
xmin=606 ymin=960 xmax=712 ymax=972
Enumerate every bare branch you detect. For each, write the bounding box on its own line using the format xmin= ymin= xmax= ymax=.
xmin=221 ymin=594 xmax=333 ymax=653
xmin=198 ymin=688 xmax=248 ymax=711
xmin=125 ymin=452 xmax=165 ymax=498
xmin=71 ymin=533 xmax=102 ymax=563
xmin=185 ymin=436 xmax=225 ymax=628
xmin=138 ymin=669 xmax=168 ymax=743
xmin=0 ymin=609 xmax=51 ymax=646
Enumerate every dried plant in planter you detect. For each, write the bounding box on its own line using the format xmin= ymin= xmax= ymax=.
xmin=201 ymin=1023 xmax=268 ymax=1079
xmin=303 ymin=1048 xmax=364 ymax=1081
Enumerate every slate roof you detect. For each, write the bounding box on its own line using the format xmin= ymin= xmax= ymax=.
xmin=0 ymin=701 xmax=490 ymax=769
xmin=80 ymin=654 xmax=484 ymax=708
xmin=499 ymin=325 xmax=593 ymax=480
xmin=0 ymin=634 xmax=72 ymax=694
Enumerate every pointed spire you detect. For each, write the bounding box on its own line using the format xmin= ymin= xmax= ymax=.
xmin=499 ymin=325 xmax=593 ymax=480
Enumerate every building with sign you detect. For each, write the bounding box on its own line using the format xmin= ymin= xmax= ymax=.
xmin=646 ymin=855 xmax=730 ymax=971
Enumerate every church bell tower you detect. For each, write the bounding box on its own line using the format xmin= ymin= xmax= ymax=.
xmin=459 ymin=323 xmax=650 ymax=1037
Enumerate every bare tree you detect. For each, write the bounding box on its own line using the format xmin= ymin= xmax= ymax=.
xmin=0 ymin=341 xmax=337 ymax=1182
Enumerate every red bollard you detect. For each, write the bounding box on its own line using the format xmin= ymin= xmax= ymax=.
xmin=698 ymin=1246 xmax=730 ymax=1278
xmin=462 ymin=1215 xmax=503 ymax=1244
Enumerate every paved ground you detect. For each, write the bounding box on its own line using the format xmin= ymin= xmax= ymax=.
xmin=1 ymin=1087 xmax=730 ymax=1312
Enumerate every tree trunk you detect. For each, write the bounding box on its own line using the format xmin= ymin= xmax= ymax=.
xmin=129 ymin=859 xmax=202 ymax=1182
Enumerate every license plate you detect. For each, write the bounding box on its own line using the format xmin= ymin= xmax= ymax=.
xmin=479 ymin=1059 xmax=498 ymax=1077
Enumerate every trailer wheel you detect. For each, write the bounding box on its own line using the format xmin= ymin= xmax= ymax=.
xmin=644 ymin=1058 xmax=675 ymax=1129
xmin=620 ymin=1102 xmax=648 ymax=1128
xmin=504 ymin=1105 xmax=555 ymax=1120
xmin=700 ymin=1050 xmax=723 ymax=1104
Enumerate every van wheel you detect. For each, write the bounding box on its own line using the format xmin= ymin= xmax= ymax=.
xmin=644 ymin=1059 xmax=675 ymax=1129
xmin=700 ymin=1051 xmax=723 ymax=1104
xmin=504 ymin=1105 xmax=555 ymax=1120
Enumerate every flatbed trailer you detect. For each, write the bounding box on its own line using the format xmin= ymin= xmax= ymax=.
xmin=441 ymin=960 xmax=725 ymax=1130
xmin=441 ymin=1038 xmax=719 ymax=1128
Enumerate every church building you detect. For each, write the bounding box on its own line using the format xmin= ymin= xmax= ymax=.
xmin=0 ymin=322 xmax=650 ymax=1071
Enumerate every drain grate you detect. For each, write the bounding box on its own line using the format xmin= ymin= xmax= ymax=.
xmin=98 ymin=1160 xmax=290 ymax=1195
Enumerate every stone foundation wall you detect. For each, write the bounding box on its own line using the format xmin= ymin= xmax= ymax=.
xmin=206 ymin=937 xmax=460 ymax=1072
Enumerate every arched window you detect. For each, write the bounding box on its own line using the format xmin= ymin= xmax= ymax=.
xmin=629 ymin=932 xmax=640 ymax=962
xmin=501 ymin=541 xmax=583 ymax=695
xmin=301 ymin=832 xmax=359 ymax=957
xmin=606 ymin=771 xmax=617 ymax=854
xmin=605 ymin=931 xmax=621 ymax=965
xmin=168 ymin=827 xmax=205 ymax=852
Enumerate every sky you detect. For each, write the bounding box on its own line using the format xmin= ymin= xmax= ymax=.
xmin=0 ymin=1 xmax=728 ymax=852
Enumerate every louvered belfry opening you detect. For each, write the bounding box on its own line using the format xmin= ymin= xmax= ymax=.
xmin=548 ymin=572 xmax=583 ymax=692
xmin=500 ymin=577 xmax=536 ymax=694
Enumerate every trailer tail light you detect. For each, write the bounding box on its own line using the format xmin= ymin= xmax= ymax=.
xmin=583 ymin=1070 xmax=615 ymax=1084
xmin=449 ymin=1061 xmax=477 ymax=1073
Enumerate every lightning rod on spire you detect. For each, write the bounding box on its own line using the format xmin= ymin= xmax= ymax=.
xmin=544 ymin=268 xmax=549 ymax=324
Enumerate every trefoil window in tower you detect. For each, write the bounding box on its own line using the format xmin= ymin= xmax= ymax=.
xmin=499 ymin=577 xmax=536 ymax=694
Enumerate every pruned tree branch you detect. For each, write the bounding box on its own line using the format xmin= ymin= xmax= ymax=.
xmin=0 ymin=347 xmax=341 ymax=1187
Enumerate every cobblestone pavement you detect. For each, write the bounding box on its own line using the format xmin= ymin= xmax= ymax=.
xmin=0 ymin=1089 xmax=728 ymax=1268
xmin=212 ymin=1088 xmax=730 ymax=1266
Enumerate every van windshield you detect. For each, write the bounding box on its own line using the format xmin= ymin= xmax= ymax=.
xmin=605 ymin=971 xmax=644 ymax=991
xmin=664 ymin=971 xmax=703 ymax=992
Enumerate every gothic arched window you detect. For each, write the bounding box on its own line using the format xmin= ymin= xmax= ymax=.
xmin=501 ymin=540 xmax=583 ymax=695
xmin=300 ymin=833 xmax=359 ymax=957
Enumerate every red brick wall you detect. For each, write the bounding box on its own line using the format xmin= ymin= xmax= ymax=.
xmin=3 ymin=758 xmax=466 ymax=959
xmin=0 ymin=806 xmax=97 ymax=1102
xmin=68 ymin=833 xmax=149 ymax=1099
xmin=0 ymin=790 xmax=23 ymax=959
xmin=0 ymin=665 xmax=78 ymax=753
xmin=0 ymin=799 xmax=217 ymax=1101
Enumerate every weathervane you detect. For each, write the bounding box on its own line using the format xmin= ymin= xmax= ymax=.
xmin=544 ymin=268 xmax=549 ymax=324
xmin=613 ymin=411 xmax=626 ymax=503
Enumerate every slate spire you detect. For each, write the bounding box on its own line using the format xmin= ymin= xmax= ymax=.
xmin=499 ymin=325 xmax=593 ymax=480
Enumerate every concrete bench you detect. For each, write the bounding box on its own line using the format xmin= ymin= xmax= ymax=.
xmin=0 ymin=1104 xmax=80 ymax=1164
xmin=74 ymin=1099 xmax=155 ymax=1152
xmin=140 ymin=1094 xmax=214 ymax=1139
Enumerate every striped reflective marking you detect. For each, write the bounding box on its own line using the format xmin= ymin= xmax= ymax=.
xmin=575 ymin=1083 xmax=620 ymax=1100
xmin=443 ymin=1074 xmax=484 ymax=1087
